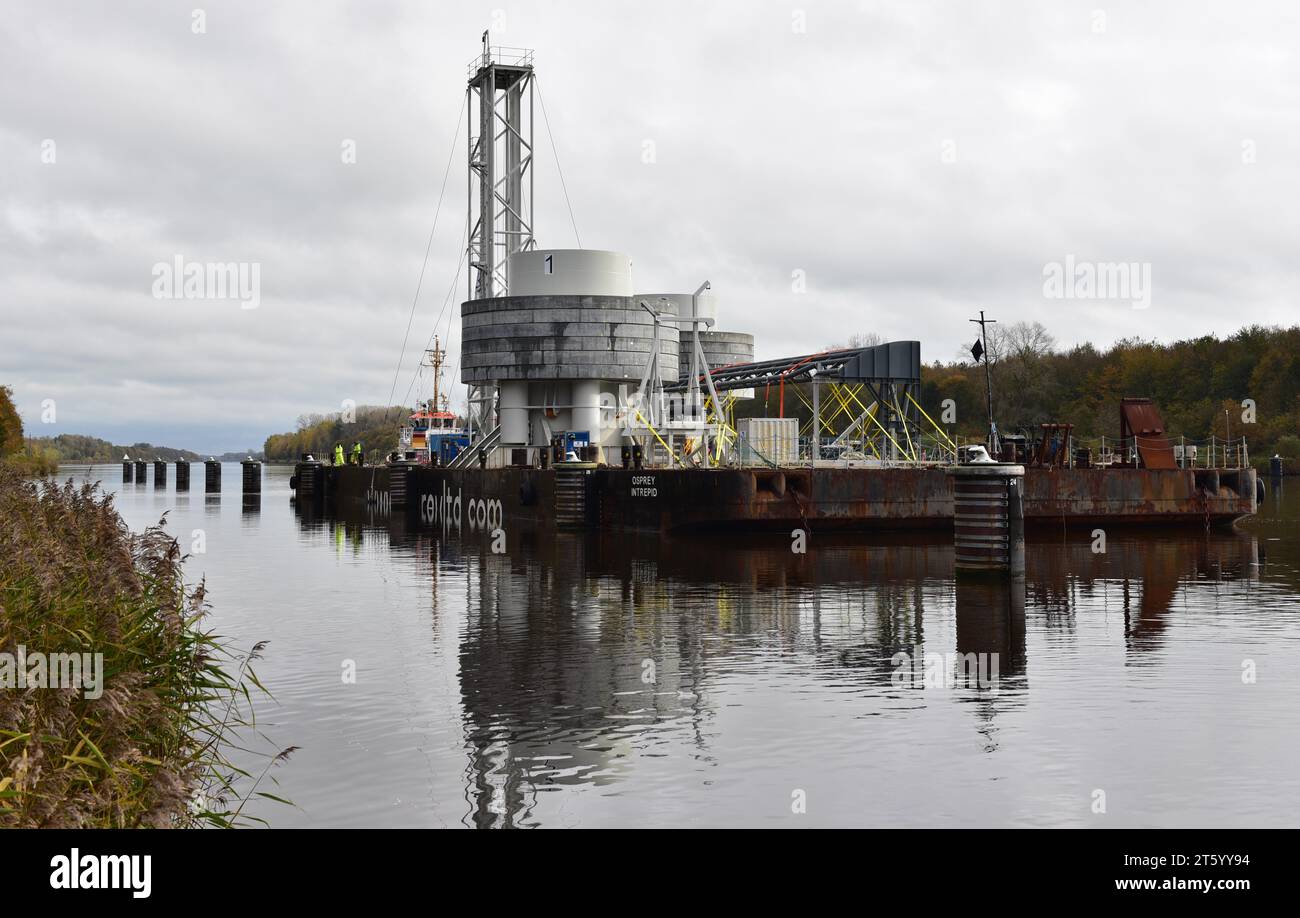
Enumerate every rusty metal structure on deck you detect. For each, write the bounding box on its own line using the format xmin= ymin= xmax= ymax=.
xmin=1119 ymin=397 xmax=1177 ymax=469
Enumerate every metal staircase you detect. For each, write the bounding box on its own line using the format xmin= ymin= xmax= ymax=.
xmin=448 ymin=425 xmax=501 ymax=469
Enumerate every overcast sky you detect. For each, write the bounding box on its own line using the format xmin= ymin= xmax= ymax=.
xmin=3 ymin=0 xmax=1298 ymax=453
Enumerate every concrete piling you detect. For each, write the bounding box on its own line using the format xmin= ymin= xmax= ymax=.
xmin=175 ymin=461 xmax=190 ymax=491
xmin=153 ymin=460 xmax=167 ymax=487
xmin=949 ymin=463 xmax=1026 ymax=575
xmin=204 ymin=460 xmax=221 ymax=493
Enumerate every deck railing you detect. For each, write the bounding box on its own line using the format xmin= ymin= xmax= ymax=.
xmin=467 ymin=46 xmax=535 ymax=77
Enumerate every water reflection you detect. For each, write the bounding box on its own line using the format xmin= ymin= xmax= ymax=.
xmin=291 ymin=498 xmax=1269 ymax=827
xmin=43 ymin=467 xmax=1300 ymax=826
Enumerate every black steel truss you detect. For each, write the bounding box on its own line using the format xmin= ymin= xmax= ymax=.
xmin=666 ymin=341 xmax=922 ymax=394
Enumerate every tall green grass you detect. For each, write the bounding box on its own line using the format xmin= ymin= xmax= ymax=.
xmin=0 ymin=467 xmax=291 ymax=827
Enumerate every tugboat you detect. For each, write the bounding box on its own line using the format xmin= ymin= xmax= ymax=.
xmin=396 ymin=337 xmax=469 ymax=466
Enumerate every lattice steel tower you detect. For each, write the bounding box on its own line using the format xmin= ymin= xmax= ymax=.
xmin=466 ymin=32 xmax=535 ymax=299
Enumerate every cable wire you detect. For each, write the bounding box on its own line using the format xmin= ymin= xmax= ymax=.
xmin=535 ymin=76 xmax=581 ymax=248
xmin=401 ymin=232 xmax=468 ymax=409
xmin=387 ymin=92 xmax=467 ymax=407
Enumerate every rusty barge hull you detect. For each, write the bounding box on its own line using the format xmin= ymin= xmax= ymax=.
xmin=294 ymin=464 xmax=1255 ymax=532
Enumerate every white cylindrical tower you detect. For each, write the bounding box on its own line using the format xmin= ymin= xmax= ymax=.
xmin=571 ymin=379 xmax=602 ymax=444
xmin=499 ymin=381 xmax=529 ymax=446
xmin=461 ymin=249 xmax=682 ymax=464
xmin=509 ymin=249 xmax=634 ymax=297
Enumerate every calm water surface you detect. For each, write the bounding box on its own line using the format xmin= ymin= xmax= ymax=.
xmin=62 ymin=464 xmax=1300 ymax=827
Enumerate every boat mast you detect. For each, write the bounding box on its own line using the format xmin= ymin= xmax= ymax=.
xmin=426 ymin=336 xmax=447 ymax=413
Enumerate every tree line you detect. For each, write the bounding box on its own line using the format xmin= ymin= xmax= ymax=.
xmin=23 ymin=434 xmax=206 ymax=462
xmin=262 ymin=405 xmax=412 ymax=463
xmin=921 ymin=322 xmax=1300 ymax=464
xmin=739 ymin=323 xmax=1300 ymax=469
xmin=0 ymin=386 xmax=57 ymax=474
xmin=0 ymin=389 xmax=246 ymax=471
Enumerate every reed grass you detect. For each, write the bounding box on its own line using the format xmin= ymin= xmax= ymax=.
xmin=0 ymin=466 xmax=290 ymax=827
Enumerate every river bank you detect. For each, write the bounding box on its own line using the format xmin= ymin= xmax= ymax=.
xmin=0 ymin=467 xmax=279 ymax=827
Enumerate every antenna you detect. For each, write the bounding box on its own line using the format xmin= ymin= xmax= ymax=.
xmin=466 ymin=40 xmax=535 ymax=299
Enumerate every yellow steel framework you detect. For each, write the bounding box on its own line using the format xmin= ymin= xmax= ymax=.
xmin=785 ymin=382 xmax=960 ymax=463
xmin=643 ymin=384 xmax=957 ymax=467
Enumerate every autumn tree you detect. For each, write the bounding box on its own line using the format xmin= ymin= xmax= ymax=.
xmin=0 ymin=386 xmax=24 ymax=457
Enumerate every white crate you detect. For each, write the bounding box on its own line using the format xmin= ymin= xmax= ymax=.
xmin=737 ymin=417 xmax=799 ymax=465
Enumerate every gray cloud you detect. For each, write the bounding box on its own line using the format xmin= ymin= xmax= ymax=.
xmin=3 ymin=0 xmax=1297 ymax=453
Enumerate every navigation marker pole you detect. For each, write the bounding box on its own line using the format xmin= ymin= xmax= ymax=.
xmin=969 ymin=310 xmax=999 ymax=457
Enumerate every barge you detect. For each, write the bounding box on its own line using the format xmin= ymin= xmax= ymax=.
xmin=292 ymin=461 xmax=1255 ymax=533
xmin=291 ymin=37 xmax=1257 ymax=534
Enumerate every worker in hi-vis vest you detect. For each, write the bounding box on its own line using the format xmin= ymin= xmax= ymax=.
xmin=334 ymin=443 xmax=345 ymax=466
xmin=351 ymin=442 xmax=363 ymax=465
